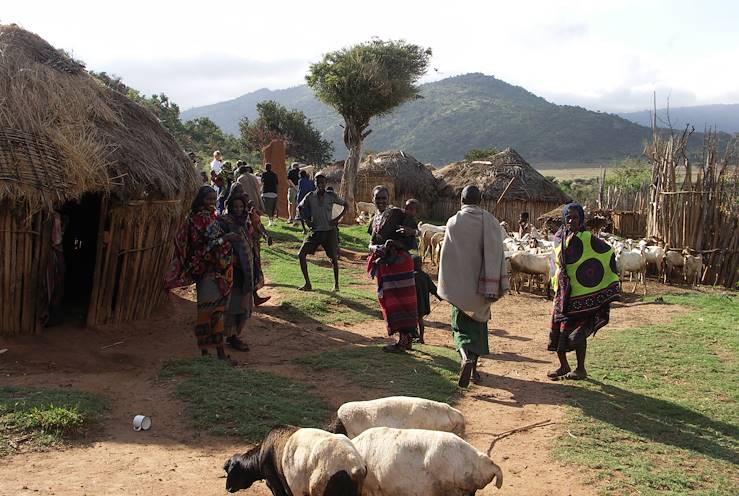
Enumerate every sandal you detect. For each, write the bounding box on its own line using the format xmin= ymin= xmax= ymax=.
xmin=564 ymin=370 xmax=587 ymax=380
xmin=547 ymin=367 xmax=571 ymax=379
xmin=254 ymin=295 xmax=272 ymax=305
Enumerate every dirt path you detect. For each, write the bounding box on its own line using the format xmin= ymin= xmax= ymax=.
xmin=0 ymin=275 xmax=688 ymax=496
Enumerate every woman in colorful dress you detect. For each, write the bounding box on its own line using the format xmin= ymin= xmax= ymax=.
xmin=548 ymin=203 xmax=621 ymax=380
xmin=367 ymin=185 xmax=419 ymax=353
xmin=166 ymin=186 xmax=240 ymax=363
xmin=219 ymin=188 xmax=254 ymax=351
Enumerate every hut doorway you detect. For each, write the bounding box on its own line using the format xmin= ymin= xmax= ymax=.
xmin=59 ymin=193 xmax=102 ymax=323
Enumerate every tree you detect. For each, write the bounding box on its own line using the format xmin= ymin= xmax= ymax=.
xmin=183 ymin=117 xmax=239 ymax=157
xmin=239 ymin=101 xmax=333 ymax=163
xmin=306 ymin=39 xmax=432 ymax=221
xmin=464 ymin=147 xmax=499 ymax=161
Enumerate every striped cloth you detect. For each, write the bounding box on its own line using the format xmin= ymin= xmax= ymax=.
xmin=373 ymin=251 xmax=418 ymax=335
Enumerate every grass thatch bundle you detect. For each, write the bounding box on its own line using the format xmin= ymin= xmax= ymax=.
xmin=0 ymin=24 xmax=197 ymax=210
xmin=359 ymin=150 xmax=438 ymax=202
xmin=434 ymin=148 xmax=569 ymax=203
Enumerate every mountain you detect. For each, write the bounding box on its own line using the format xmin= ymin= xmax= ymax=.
xmin=181 ymin=73 xmax=662 ymax=164
xmin=619 ymin=104 xmax=739 ymax=134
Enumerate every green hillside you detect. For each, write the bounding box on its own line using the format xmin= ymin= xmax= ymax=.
xmin=181 ymin=73 xmax=657 ymax=164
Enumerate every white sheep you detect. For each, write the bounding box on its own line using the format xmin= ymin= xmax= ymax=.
xmin=352 ymin=427 xmax=503 ymax=496
xmin=327 ymin=396 xmax=465 ymax=438
xmin=641 ymin=241 xmax=666 ymax=279
xmin=682 ymin=250 xmax=703 ymax=288
xmin=663 ymin=250 xmax=685 ymax=284
xmin=615 ymin=246 xmax=647 ymax=294
xmin=356 ymin=201 xmax=378 ymax=216
xmin=508 ymin=251 xmax=553 ymax=298
xmin=418 ymin=223 xmax=446 ymax=262
xmin=224 ymin=426 xmax=366 ymax=495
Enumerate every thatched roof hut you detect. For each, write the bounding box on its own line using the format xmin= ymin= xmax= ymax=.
xmin=433 ymin=148 xmax=570 ymax=225
xmin=357 ymin=150 xmax=438 ymax=205
xmin=0 ymin=25 xmax=198 ymax=334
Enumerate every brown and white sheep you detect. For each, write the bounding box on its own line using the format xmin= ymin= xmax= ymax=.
xmin=224 ymin=426 xmax=366 ymax=496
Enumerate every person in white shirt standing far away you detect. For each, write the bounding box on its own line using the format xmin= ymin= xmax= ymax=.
xmin=210 ymin=150 xmax=223 ymax=179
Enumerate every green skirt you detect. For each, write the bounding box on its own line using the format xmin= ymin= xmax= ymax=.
xmin=451 ymin=306 xmax=489 ymax=356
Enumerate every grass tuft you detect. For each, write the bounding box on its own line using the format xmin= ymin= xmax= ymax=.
xmin=295 ymin=344 xmax=462 ymax=404
xmin=160 ymin=357 xmax=332 ymax=442
xmin=0 ymin=387 xmax=107 ymax=456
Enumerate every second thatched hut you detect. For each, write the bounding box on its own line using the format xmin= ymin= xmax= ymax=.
xmin=433 ymin=148 xmax=570 ymax=225
xmin=324 ymin=150 xmax=438 ymax=214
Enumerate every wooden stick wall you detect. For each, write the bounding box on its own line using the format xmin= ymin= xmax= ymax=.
xmin=0 ymin=208 xmax=49 ymax=335
xmin=87 ymin=199 xmax=184 ymax=326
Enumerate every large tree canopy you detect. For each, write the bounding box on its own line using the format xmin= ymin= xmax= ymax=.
xmin=306 ymin=39 xmax=431 ymax=220
xmin=239 ymin=100 xmax=334 ymax=164
xmin=306 ymin=39 xmax=432 ymax=146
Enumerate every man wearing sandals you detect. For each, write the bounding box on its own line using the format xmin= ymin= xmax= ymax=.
xmin=438 ymin=185 xmax=509 ymax=387
xmin=297 ymin=173 xmax=346 ymax=292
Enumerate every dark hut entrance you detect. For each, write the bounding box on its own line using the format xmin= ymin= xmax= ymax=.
xmin=58 ymin=193 xmax=102 ymax=324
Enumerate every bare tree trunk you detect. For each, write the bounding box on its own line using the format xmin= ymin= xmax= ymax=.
xmin=339 ymin=122 xmax=365 ymax=225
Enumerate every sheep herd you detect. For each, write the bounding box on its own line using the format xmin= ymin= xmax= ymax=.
xmin=414 ymin=218 xmax=704 ymax=298
xmin=224 ymin=396 xmax=503 ymax=495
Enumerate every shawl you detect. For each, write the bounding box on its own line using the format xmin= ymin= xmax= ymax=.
xmin=438 ymin=205 xmax=508 ymax=322
xmin=366 ymin=207 xmax=415 ymax=278
xmin=165 ymin=209 xmax=233 ymax=296
xmin=219 ymin=213 xmax=254 ymax=293
xmin=236 ymin=172 xmax=265 ymax=213
xmin=551 ymin=230 xmax=620 ymax=323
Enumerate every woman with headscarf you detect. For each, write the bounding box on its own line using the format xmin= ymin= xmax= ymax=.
xmin=218 ymin=186 xmax=255 ymax=351
xmin=548 ymin=203 xmax=620 ymax=380
xmin=367 ymin=185 xmax=419 ymax=353
xmin=166 ymin=186 xmax=240 ymax=364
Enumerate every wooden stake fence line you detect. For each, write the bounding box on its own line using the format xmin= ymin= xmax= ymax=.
xmin=645 ymin=121 xmax=738 ymax=288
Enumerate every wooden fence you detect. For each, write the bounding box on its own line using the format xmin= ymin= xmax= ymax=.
xmin=646 ymin=126 xmax=738 ymax=288
xmin=611 ymin=211 xmax=647 ymax=238
xmin=602 ymin=183 xmax=649 ymax=212
xmin=0 ymin=207 xmax=49 ymax=335
xmin=433 ymin=198 xmax=564 ymax=227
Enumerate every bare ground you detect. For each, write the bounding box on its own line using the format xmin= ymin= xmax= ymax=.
xmin=0 ymin=270 xmax=691 ymax=496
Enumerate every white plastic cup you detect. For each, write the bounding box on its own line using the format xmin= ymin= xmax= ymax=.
xmin=132 ymin=415 xmax=152 ymax=431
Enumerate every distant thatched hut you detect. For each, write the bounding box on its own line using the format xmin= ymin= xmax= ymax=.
xmin=0 ymin=25 xmax=198 ymax=334
xmin=434 ymin=148 xmax=570 ymax=225
xmin=357 ymin=151 xmax=437 ymax=213
xmin=320 ymin=151 xmax=439 ymax=214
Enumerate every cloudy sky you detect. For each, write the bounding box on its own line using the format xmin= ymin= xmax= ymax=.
xmin=4 ymin=0 xmax=738 ymax=112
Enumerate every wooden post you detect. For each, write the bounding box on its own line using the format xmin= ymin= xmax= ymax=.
xmin=262 ymin=139 xmax=287 ymax=218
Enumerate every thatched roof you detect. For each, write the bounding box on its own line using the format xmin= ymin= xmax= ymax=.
xmin=0 ymin=25 xmax=198 ymax=209
xmin=434 ymin=148 xmax=570 ymax=203
xmin=359 ymin=150 xmax=438 ymax=201
xmin=320 ymin=163 xmax=345 ymax=185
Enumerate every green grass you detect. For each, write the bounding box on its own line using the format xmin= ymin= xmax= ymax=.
xmin=0 ymin=387 xmax=107 ymax=456
xmin=160 ymin=358 xmax=332 ymax=441
xmin=295 ymin=344 xmax=462 ymax=404
xmin=555 ymin=294 xmax=739 ymax=495
xmin=261 ymin=220 xmax=380 ymax=324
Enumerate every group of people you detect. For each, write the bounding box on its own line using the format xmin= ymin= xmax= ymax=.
xmin=170 ymin=153 xmax=621 ymax=384
xmin=165 ymin=172 xmax=273 ymax=364
xmin=366 ymin=185 xmax=620 ymax=386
